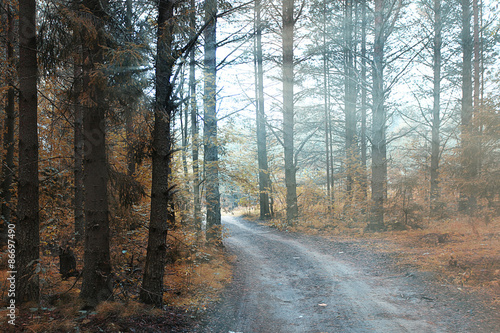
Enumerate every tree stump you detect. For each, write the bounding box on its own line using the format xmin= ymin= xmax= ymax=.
xmin=59 ymin=246 xmax=78 ymax=279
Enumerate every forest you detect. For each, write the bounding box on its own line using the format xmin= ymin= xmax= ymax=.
xmin=0 ymin=0 xmax=499 ymax=331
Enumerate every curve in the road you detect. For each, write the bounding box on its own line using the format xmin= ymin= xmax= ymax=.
xmin=203 ymin=216 xmax=471 ymax=333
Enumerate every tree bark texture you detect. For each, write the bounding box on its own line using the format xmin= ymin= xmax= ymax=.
xmin=360 ymin=0 xmax=368 ymax=199
xmin=204 ymin=0 xmax=221 ymax=242
xmin=73 ymin=57 xmax=84 ymax=244
xmin=140 ymin=0 xmax=175 ymax=307
xmin=283 ymin=0 xmax=298 ymax=224
xmin=189 ymin=0 xmax=201 ymax=234
xmin=190 ymin=0 xmax=201 ymax=232
xmin=472 ymin=0 xmax=482 ymax=174
xmin=125 ymin=0 xmax=136 ymax=177
xmin=79 ymin=0 xmax=112 ymax=307
xmin=473 ymin=0 xmax=480 ymax=112
xmin=430 ymin=0 xmax=442 ymax=214
xmin=329 ymin=108 xmax=335 ymax=208
xmin=179 ymin=80 xmax=189 ymax=177
xmin=459 ymin=0 xmax=477 ymax=213
xmin=344 ymin=0 xmax=357 ymax=200
xmin=255 ymin=0 xmax=271 ymax=220
xmin=368 ymin=0 xmax=386 ymax=231
xmin=1 ymin=4 xmax=15 ymax=245
xmin=323 ymin=0 xmax=332 ymax=213
xmin=17 ymin=0 xmax=40 ymax=303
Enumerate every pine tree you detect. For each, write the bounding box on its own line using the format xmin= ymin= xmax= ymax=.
xmin=17 ymin=0 xmax=40 ymax=303
xmin=79 ymin=0 xmax=113 ymax=307
xmin=204 ymin=0 xmax=222 ymax=242
xmin=283 ymin=0 xmax=298 ymax=224
xmin=255 ymin=0 xmax=271 ymax=219
xmin=140 ymin=0 xmax=176 ymax=306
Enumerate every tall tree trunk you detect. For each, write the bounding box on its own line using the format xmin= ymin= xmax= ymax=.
xmin=178 ymin=74 xmax=189 ymax=177
xmin=459 ymin=0 xmax=476 ymax=213
xmin=73 ymin=55 xmax=84 ymax=245
xmin=368 ymin=0 xmax=386 ymax=231
xmin=255 ymin=0 xmax=271 ymax=219
xmin=181 ymin=84 xmax=189 ymax=177
xmin=79 ymin=0 xmax=112 ymax=307
xmin=283 ymin=0 xmax=298 ymax=224
xmin=323 ymin=0 xmax=332 ymax=213
xmin=473 ymin=0 xmax=480 ymax=113
xmin=204 ymin=0 xmax=221 ymax=242
xmin=189 ymin=0 xmax=201 ymax=233
xmin=125 ymin=0 xmax=136 ymax=177
xmin=472 ymin=0 xmax=481 ymax=173
xmin=344 ymin=0 xmax=357 ymax=203
xmin=17 ymin=0 xmax=40 ymax=303
xmin=140 ymin=0 xmax=175 ymax=307
xmin=329 ymin=108 xmax=335 ymax=207
xmin=360 ymin=0 xmax=368 ymax=199
xmin=73 ymin=0 xmax=84 ymax=244
xmin=1 ymin=4 xmax=15 ymax=246
xmin=479 ymin=1 xmax=484 ymax=172
xmin=430 ymin=0 xmax=442 ymax=215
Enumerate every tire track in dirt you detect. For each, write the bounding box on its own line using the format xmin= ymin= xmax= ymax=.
xmin=201 ymin=216 xmax=495 ymax=332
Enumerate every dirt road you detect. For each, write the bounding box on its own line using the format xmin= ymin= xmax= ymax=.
xmin=201 ymin=216 xmax=498 ymax=333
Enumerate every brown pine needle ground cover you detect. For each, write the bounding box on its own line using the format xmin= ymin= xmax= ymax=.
xmin=0 ymin=229 xmax=233 ymax=332
xmin=353 ymin=217 xmax=500 ymax=307
xmin=163 ymin=246 xmax=234 ymax=312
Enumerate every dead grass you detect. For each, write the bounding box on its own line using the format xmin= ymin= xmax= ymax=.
xmin=164 ymin=246 xmax=233 ymax=312
xmin=0 ymin=229 xmax=233 ymax=332
xmin=356 ymin=216 xmax=500 ymax=291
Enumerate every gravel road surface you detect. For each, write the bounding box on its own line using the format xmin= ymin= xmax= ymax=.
xmin=201 ymin=216 xmax=498 ymax=333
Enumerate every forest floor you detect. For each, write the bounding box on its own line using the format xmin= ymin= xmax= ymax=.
xmin=198 ymin=214 xmax=500 ymax=332
xmin=0 ymin=230 xmax=232 ymax=332
xmin=1 ymin=213 xmax=498 ymax=332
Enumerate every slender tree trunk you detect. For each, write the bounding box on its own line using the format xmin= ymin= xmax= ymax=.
xmin=368 ymin=0 xmax=386 ymax=231
xmin=204 ymin=0 xmax=221 ymax=242
xmin=17 ymin=0 xmax=40 ymax=303
xmin=178 ymin=73 xmax=189 ymax=177
xmin=344 ymin=0 xmax=357 ymax=203
xmin=326 ymin=0 xmax=336 ymax=210
xmin=181 ymin=84 xmax=189 ymax=177
xmin=360 ymin=0 xmax=368 ymax=199
xmin=79 ymin=0 xmax=112 ymax=307
xmin=473 ymin=0 xmax=480 ymax=113
xmin=189 ymin=0 xmax=201 ymax=233
xmin=459 ymin=0 xmax=476 ymax=213
xmin=283 ymin=0 xmax=298 ymax=224
xmin=329 ymin=108 xmax=335 ymax=207
xmin=140 ymin=0 xmax=175 ymax=307
xmin=322 ymin=0 xmax=332 ymax=213
xmin=479 ymin=1 xmax=484 ymax=172
xmin=430 ymin=0 xmax=442 ymax=215
xmin=125 ymin=0 xmax=136 ymax=177
xmin=472 ymin=0 xmax=481 ymax=174
xmin=1 ymin=4 xmax=15 ymax=246
xmin=125 ymin=107 xmax=135 ymax=177
xmin=255 ymin=0 xmax=271 ymax=219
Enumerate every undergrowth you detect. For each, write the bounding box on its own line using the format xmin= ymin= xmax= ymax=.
xmin=0 ymin=229 xmax=233 ymax=332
